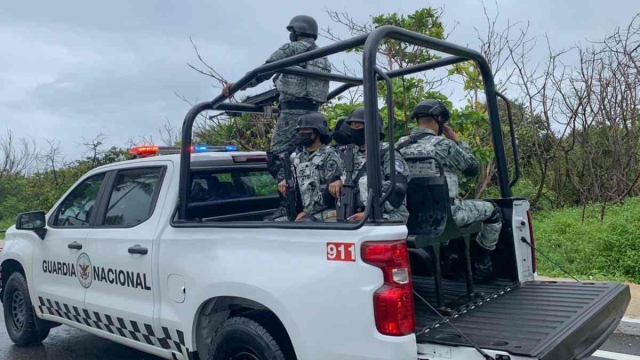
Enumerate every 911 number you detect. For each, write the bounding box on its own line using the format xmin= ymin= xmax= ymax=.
xmin=326 ymin=242 xmax=356 ymax=262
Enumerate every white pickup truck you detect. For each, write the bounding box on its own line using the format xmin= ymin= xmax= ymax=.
xmin=1 ymin=25 xmax=631 ymax=360
xmin=1 ymin=147 xmax=631 ymax=360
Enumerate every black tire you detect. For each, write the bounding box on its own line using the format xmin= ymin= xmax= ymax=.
xmin=2 ymin=272 xmax=50 ymax=346
xmin=208 ymin=316 xmax=288 ymax=360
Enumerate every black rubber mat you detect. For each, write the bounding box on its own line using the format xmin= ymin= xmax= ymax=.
xmin=413 ymin=278 xmax=630 ymax=360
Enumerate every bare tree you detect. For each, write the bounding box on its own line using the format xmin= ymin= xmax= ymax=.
xmin=503 ymin=13 xmax=640 ymax=216
xmin=159 ymin=118 xmax=181 ymax=146
xmin=40 ymin=138 xmax=65 ymax=187
xmin=0 ymin=129 xmax=38 ymax=181
xmin=80 ymin=133 xmax=107 ymax=168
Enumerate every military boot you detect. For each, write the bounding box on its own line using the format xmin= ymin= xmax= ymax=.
xmin=473 ymin=246 xmax=494 ymax=284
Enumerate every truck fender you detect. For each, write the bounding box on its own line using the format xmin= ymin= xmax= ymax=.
xmin=1 ymin=234 xmax=35 ymax=304
xmin=190 ymin=282 xmax=304 ymax=360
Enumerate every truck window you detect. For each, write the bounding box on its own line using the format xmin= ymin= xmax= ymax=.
xmin=102 ymin=167 xmax=164 ymax=227
xmin=187 ymin=168 xmax=279 ymax=221
xmin=53 ymin=173 xmax=106 ymax=227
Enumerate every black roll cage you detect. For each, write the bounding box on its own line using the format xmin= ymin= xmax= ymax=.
xmin=177 ymin=25 xmax=518 ymax=222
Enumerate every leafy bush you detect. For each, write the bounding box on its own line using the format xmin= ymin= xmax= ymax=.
xmin=533 ymin=197 xmax=640 ymax=283
xmin=0 ymin=218 xmax=12 ymax=240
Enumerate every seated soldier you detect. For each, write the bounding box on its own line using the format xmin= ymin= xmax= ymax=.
xmin=328 ymin=107 xmax=410 ymax=223
xmin=331 ymin=117 xmax=352 ymax=146
xmin=398 ymin=99 xmax=502 ymax=283
xmin=276 ymin=113 xmax=343 ymax=221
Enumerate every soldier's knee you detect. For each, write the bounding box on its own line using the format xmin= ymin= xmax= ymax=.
xmin=485 ymin=201 xmax=502 ymax=225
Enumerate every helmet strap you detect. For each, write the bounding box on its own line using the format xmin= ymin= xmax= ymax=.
xmin=436 ymin=119 xmax=444 ymax=136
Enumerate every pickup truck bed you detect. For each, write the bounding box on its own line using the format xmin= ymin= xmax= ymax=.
xmin=414 ymin=277 xmax=630 ymax=360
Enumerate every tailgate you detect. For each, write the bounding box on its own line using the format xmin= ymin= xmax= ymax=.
xmin=416 ymin=281 xmax=630 ymax=360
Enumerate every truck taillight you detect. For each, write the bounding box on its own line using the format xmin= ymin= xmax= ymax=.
xmin=527 ymin=211 xmax=537 ymax=273
xmin=361 ymin=241 xmax=415 ymax=336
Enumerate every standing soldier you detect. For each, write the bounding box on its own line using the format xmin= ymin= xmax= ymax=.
xmin=398 ymin=99 xmax=502 ymax=283
xmin=222 ymin=15 xmax=332 ymax=220
xmin=275 ymin=113 xmax=343 ymax=221
xmin=328 ymin=107 xmax=411 ymax=222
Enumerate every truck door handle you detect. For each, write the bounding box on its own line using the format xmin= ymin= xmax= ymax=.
xmin=67 ymin=242 xmax=83 ymax=250
xmin=128 ymin=245 xmax=148 ymax=255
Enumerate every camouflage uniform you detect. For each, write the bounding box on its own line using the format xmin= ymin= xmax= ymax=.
xmin=398 ymin=127 xmax=501 ymax=250
xmin=243 ymin=38 xmax=331 ymax=171
xmin=334 ymin=143 xmax=411 ymax=222
xmin=276 ymin=144 xmax=343 ymax=221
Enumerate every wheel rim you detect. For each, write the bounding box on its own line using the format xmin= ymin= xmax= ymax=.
xmin=232 ymin=352 xmax=260 ymax=360
xmin=11 ymin=290 xmax=27 ymax=331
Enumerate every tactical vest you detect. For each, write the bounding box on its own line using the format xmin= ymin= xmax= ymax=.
xmin=398 ymin=134 xmax=460 ymax=199
xmin=275 ymin=42 xmax=331 ymax=104
xmin=292 ymin=146 xmax=332 ymax=211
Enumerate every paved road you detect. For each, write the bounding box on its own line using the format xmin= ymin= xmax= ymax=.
xmin=0 ymin=308 xmax=162 ymax=359
xmin=1 ymin=308 xmax=640 ymax=360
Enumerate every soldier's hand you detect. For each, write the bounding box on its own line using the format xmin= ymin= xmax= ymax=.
xmin=442 ymin=125 xmax=459 ymax=143
xmin=294 ymin=212 xmax=308 ymax=221
xmin=222 ymin=82 xmax=235 ymax=96
xmin=347 ymin=212 xmax=365 ymax=222
xmin=329 ymin=180 xmax=343 ymax=198
xmin=278 ymin=180 xmax=287 ymax=195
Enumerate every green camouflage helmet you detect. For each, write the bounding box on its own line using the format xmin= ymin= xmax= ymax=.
xmin=296 ymin=112 xmax=330 ymax=138
xmin=345 ymin=106 xmax=385 ymax=136
xmin=287 ymin=15 xmax=319 ymax=40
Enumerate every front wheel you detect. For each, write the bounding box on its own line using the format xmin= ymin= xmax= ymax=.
xmin=208 ymin=316 xmax=288 ymax=360
xmin=3 ymin=272 xmax=50 ymax=346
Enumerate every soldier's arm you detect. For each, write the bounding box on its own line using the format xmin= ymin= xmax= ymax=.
xmin=244 ymin=42 xmax=311 ymax=89
xmin=323 ymin=150 xmax=344 ymax=184
xmin=439 ymin=139 xmax=479 ymax=177
xmin=320 ymin=150 xmax=343 ymax=207
xmin=276 ymin=152 xmax=296 ymax=184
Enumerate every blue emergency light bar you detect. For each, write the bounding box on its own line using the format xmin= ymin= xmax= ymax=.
xmin=191 ymin=144 xmax=237 ymax=152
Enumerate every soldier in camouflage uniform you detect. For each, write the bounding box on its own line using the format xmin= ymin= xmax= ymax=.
xmin=223 ymin=15 xmax=331 ymax=164
xmin=222 ymin=15 xmax=331 ymax=220
xmin=398 ymin=99 xmax=502 ymax=283
xmin=275 ymin=113 xmax=343 ymax=222
xmin=328 ymin=107 xmax=411 ymax=223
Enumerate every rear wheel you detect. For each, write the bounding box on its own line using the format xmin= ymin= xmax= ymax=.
xmin=3 ymin=272 xmax=50 ymax=346
xmin=207 ymin=316 xmax=288 ymax=360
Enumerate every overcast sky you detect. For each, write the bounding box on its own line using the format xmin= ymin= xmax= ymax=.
xmin=1 ymin=0 xmax=638 ymax=159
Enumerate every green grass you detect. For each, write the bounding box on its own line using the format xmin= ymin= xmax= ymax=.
xmin=533 ymin=197 xmax=640 ymax=283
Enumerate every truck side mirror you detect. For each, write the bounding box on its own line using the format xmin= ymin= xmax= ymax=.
xmin=16 ymin=211 xmax=47 ymax=240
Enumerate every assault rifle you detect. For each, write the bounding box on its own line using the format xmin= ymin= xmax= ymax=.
xmin=281 ymin=153 xmax=301 ymax=221
xmin=337 ymin=147 xmax=357 ymax=221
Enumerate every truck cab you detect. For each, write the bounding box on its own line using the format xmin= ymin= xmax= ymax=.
xmin=1 ymin=25 xmax=631 ymax=360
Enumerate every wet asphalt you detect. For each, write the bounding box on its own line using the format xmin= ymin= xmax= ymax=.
xmin=0 ymin=307 xmax=162 ymax=360
xmin=1 ymin=307 xmax=640 ymax=360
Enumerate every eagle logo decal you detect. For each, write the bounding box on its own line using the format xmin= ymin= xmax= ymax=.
xmin=76 ymin=253 xmax=93 ymax=289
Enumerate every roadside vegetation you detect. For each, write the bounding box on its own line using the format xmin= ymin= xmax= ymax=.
xmin=533 ymin=198 xmax=640 ymax=283
xmin=1 ymin=5 xmax=640 ymax=279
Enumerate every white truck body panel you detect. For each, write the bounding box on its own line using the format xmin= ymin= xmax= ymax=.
xmin=1 ymin=152 xmax=541 ymax=360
